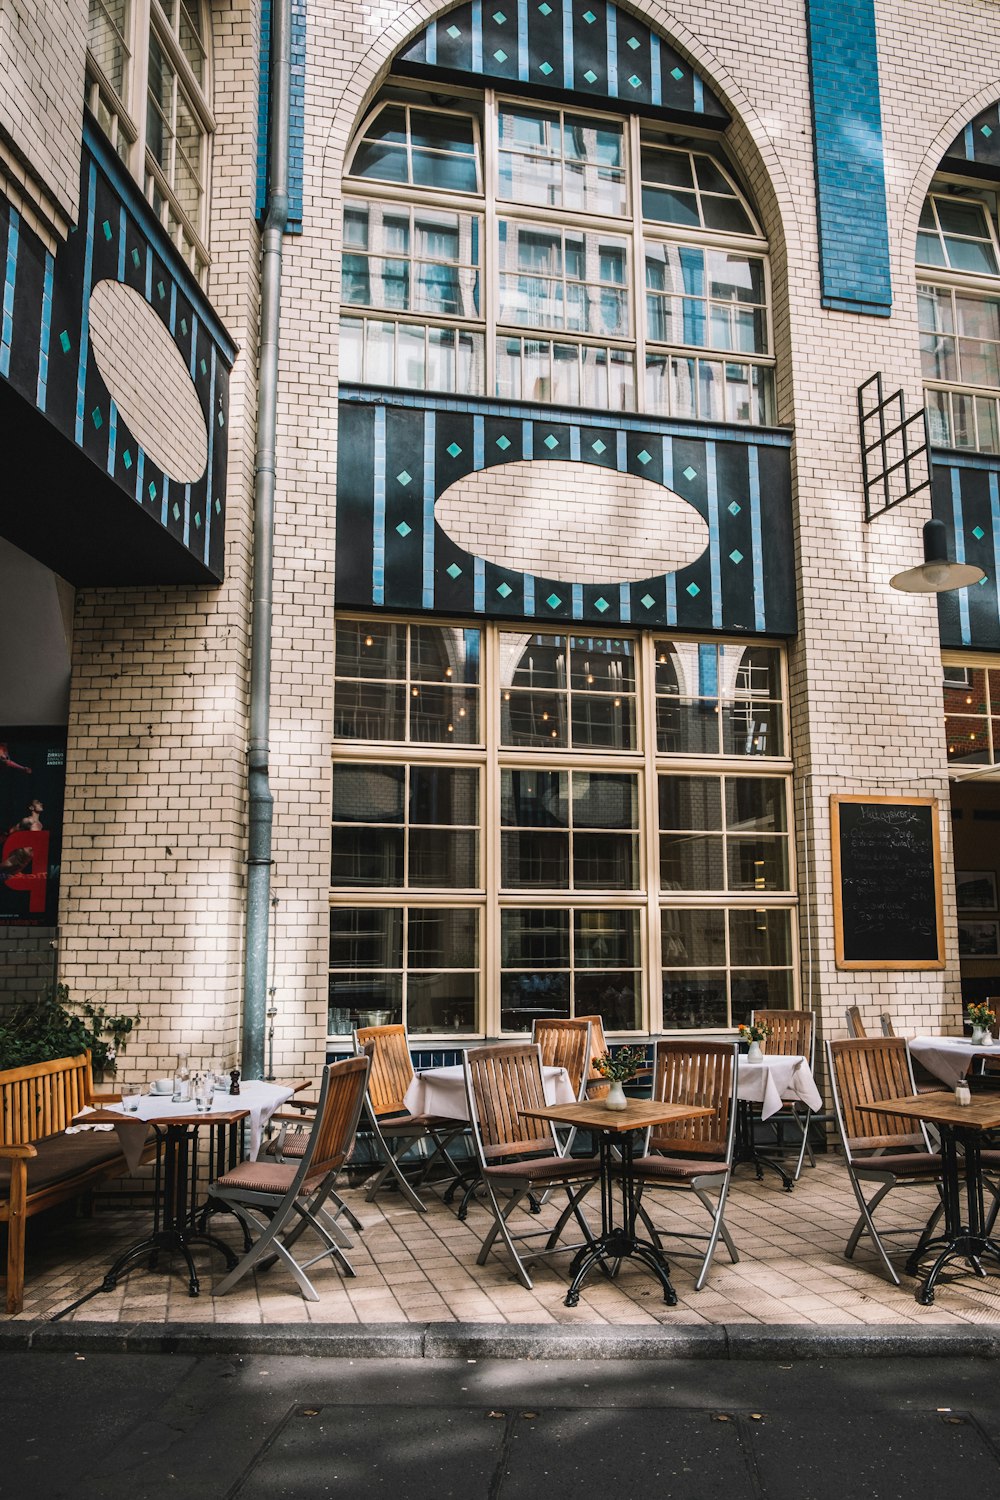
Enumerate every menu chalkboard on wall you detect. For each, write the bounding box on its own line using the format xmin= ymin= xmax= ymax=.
xmin=831 ymin=795 xmax=945 ymax=969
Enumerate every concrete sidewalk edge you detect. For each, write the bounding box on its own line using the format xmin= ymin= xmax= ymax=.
xmin=1 ymin=1320 xmax=998 ymax=1359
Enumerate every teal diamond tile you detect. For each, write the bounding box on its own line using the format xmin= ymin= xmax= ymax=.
xmin=538 ymin=2 xmax=552 ymax=12
xmin=200 ymin=358 xmax=207 ymax=375
xmin=193 ymin=511 xmax=202 ymax=529
xmin=582 ymin=8 xmax=596 ymax=21
xmin=102 ymin=219 xmax=112 ymax=241
xmin=493 ymin=9 xmax=506 ymax=21
xmin=497 ymin=581 xmax=513 ymax=598
xmin=983 ymin=124 xmax=994 ymax=137
xmin=91 ymin=407 xmax=103 ymax=429
xmin=636 ymin=448 xmax=652 ymax=465
xmin=157 ymin=280 xmax=165 ymax=299
xmin=628 ymin=74 xmax=642 ymax=88
xmin=640 ymin=593 xmax=655 ymax=609
xmin=148 ymin=481 xmax=157 ymax=501
xmin=670 ymin=65 xmax=684 ymax=80
xmin=546 ymin=592 xmax=562 ymax=609
xmin=539 ymin=60 xmax=553 ymax=74
xmin=446 ymin=23 xmax=461 ymax=37
xmin=626 ymin=35 xmax=640 ymax=49
xmin=594 ymin=597 xmax=609 ymax=613
xmin=396 ymin=470 xmax=412 ymax=486
xmin=543 ymin=434 xmax=559 ymax=450
xmin=215 ymin=497 xmax=222 ymax=514
xmin=729 ymin=549 xmax=744 ymax=565
xmin=683 ymin=465 xmax=697 ymax=481
xmin=583 ymin=69 xmax=597 ymax=83
xmin=180 ymin=318 xmax=188 ymax=336
xmin=728 ymin=501 xmax=742 ymax=516
xmin=172 ymin=502 xmax=181 ymax=521
xmin=591 ymin=439 xmax=606 ymax=454
xmin=447 ymin=562 xmax=462 ymax=579
xmin=131 ymin=247 xmax=141 ymax=268
xmin=980 ymin=575 xmax=990 ymax=585
xmin=494 ymin=49 xmax=508 ymax=62
xmin=59 ymin=330 xmax=71 ymax=353
xmin=122 ymin=450 xmax=132 ymax=470
xmin=447 ymin=441 xmax=462 ymax=457
xmin=217 ymin=411 xmax=224 ymax=427
xmin=496 ymin=434 xmax=511 ymax=450
xmin=973 ymin=525 xmax=985 ymax=540
xmin=396 ymin=521 xmax=412 ymax=537
xmin=686 ymin=582 xmax=700 ymax=597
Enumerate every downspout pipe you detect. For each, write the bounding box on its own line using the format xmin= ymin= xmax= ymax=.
xmin=242 ymin=0 xmax=291 ymax=1079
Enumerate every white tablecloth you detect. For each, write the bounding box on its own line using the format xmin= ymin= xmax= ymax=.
xmin=403 ymin=1063 xmax=575 ymax=1121
xmin=737 ymin=1054 xmax=822 ymax=1121
xmin=73 ymin=1080 xmax=295 ymax=1170
xmin=909 ymin=1036 xmax=1000 ymax=1089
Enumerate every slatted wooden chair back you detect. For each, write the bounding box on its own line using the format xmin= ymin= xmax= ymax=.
xmin=465 ymin=1043 xmax=559 ymax=1162
xmin=752 ymin=1008 xmax=814 ymax=1062
xmin=354 ymin=1024 xmax=414 ymax=1117
xmin=648 ymin=1040 xmax=735 ymax=1157
xmin=0 ymin=1052 xmax=94 ymax=1146
xmin=577 ymin=1013 xmax=611 ymax=1099
xmin=304 ymin=1056 xmax=371 ymax=1183
xmin=828 ymin=1038 xmax=925 ymax=1155
xmin=880 ymin=1012 xmax=896 ymax=1038
xmin=530 ymin=1019 xmax=592 ymax=1100
xmin=845 ymin=1005 xmax=867 ymax=1039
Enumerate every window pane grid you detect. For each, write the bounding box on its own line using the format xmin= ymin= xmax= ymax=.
xmin=501 ymin=768 xmax=641 ymax=892
xmin=498 ymin=103 xmax=627 ymax=216
xmin=499 ymin=633 xmax=638 ymax=750
xmin=500 ymin=906 xmax=641 ymax=1032
xmin=658 ymin=773 xmax=790 ymax=894
xmin=944 ymin=664 xmax=999 ymax=765
xmin=332 ymin=762 xmax=480 ymax=890
xmin=661 ymin=906 xmax=793 ymax=1028
xmin=329 ymin=906 xmax=480 ymax=1035
xmin=334 ymin=619 xmax=482 ymax=744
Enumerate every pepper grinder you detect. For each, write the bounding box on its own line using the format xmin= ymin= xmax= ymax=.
xmin=229 ymin=1067 xmax=241 ymax=1096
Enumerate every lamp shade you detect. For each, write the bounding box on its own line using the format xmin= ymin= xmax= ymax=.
xmin=890 ymin=519 xmax=986 ymax=593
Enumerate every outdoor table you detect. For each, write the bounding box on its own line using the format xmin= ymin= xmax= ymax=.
xmin=52 ymin=1081 xmax=294 ymax=1318
xmin=518 ymin=1097 xmax=713 ymax=1308
xmin=403 ymin=1062 xmax=576 ymax=1120
xmin=733 ymin=1053 xmax=822 ymax=1191
xmin=908 ymin=1036 xmax=1000 ymax=1089
xmin=861 ymin=1090 xmax=1000 ymax=1305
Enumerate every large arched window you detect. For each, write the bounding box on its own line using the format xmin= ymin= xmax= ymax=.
xmin=341 ymin=85 xmax=774 ymax=421
xmin=917 ymin=181 xmax=1000 ymax=452
xmin=85 ymin=0 xmax=213 ymax=281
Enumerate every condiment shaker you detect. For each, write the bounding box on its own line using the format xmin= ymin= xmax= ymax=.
xmin=955 ymin=1078 xmax=972 ymax=1106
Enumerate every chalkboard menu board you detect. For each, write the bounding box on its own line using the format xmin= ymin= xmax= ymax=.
xmin=831 ymin=795 xmax=945 ymax=969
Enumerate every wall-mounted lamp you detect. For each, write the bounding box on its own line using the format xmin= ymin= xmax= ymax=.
xmin=889 ymin=518 xmax=986 ymax=594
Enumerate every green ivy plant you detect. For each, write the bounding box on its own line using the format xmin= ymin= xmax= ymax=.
xmin=0 ymin=984 xmax=140 ymax=1074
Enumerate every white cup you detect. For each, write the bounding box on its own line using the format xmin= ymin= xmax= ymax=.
xmin=151 ymin=1078 xmax=173 ymax=1095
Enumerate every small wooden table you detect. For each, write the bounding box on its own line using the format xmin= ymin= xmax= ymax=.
xmin=519 ymin=1097 xmax=713 ymax=1307
xmin=861 ymin=1090 xmax=1000 ymax=1305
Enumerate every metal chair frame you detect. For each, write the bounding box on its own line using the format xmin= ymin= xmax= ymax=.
xmin=751 ymin=1008 xmax=817 ymax=1179
xmin=210 ymin=1055 xmax=371 ymax=1301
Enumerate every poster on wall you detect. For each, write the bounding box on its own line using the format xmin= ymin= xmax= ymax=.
xmin=0 ymin=728 xmax=66 ymax=926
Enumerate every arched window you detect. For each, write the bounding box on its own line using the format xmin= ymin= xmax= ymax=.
xmin=341 ymin=86 xmax=773 ymax=421
xmin=85 ymin=0 xmax=213 ymax=281
xmin=917 ymin=183 xmax=1000 ymax=452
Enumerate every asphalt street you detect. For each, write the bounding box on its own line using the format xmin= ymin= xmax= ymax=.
xmin=3 ymin=1352 xmax=1000 ymax=1499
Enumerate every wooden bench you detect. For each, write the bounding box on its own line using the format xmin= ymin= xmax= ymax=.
xmin=0 ymin=1052 xmax=150 ymax=1315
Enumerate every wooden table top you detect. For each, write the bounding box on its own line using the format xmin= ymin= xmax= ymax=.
xmin=78 ymin=1103 xmax=251 ymax=1128
xmin=519 ymin=1098 xmax=713 ymax=1134
xmin=861 ymin=1091 xmax=1000 ymax=1131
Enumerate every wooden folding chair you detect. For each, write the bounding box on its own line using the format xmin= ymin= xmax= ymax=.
xmin=463 ymin=1042 xmax=600 ymax=1289
xmin=752 ymin=1008 xmax=816 ymax=1178
xmin=845 ymin=1006 xmax=867 ymax=1038
xmin=210 ymin=1055 xmax=370 ymax=1300
xmin=632 ymin=1040 xmax=739 ymax=1291
xmin=530 ymin=1018 xmax=592 ymax=1102
xmin=826 ymin=1038 xmax=943 ymax=1285
xmin=355 ymin=1024 xmax=467 ymax=1212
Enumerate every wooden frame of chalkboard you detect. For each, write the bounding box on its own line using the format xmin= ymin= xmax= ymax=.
xmin=831 ymin=795 xmax=945 ymax=970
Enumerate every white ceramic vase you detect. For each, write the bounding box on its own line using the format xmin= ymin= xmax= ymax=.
xmin=605 ymin=1079 xmax=628 ymax=1110
xmin=972 ymin=1025 xmax=988 ymax=1046
xmin=747 ymin=1040 xmax=764 ymax=1063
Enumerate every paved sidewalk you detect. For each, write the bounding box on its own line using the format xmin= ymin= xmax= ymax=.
xmin=8 ymin=1155 xmax=1000 ymax=1334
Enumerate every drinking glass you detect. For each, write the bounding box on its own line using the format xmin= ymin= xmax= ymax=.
xmin=121 ymin=1083 xmax=142 ymax=1112
xmin=195 ymin=1074 xmax=215 ymax=1113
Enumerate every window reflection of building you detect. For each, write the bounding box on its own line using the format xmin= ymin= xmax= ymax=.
xmin=330 ymin=618 xmax=795 ymax=1039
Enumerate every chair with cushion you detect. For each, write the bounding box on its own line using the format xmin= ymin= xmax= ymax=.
xmin=845 ymin=1006 xmax=867 ymax=1039
xmin=826 ymin=1037 xmax=943 ymax=1285
xmin=355 ymin=1023 xmax=467 ymax=1212
xmin=263 ymin=1096 xmax=363 ymax=1245
xmin=751 ymin=1007 xmax=817 ymax=1178
xmin=463 ymin=1042 xmax=601 ymax=1289
xmin=210 ymin=1055 xmax=370 ymax=1300
xmin=630 ymin=1040 xmax=739 ymax=1291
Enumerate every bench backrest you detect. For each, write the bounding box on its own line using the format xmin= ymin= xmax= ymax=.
xmin=0 ymin=1052 xmax=95 ymax=1146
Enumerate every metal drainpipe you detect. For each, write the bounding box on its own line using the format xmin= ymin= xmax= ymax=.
xmin=242 ymin=0 xmax=291 ymax=1079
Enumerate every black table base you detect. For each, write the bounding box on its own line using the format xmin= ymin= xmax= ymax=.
xmin=52 ymin=1120 xmax=241 ymax=1321
xmin=906 ymin=1123 xmax=1000 ymax=1305
xmin=564 ymin=1129 xmax=677 ymax=1308
xmin=732 ymin=1099 xmax=794 ymax=1191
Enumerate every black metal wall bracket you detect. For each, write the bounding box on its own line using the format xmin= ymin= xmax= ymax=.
xmin=858 ymin=372 xmax=931 ymax=521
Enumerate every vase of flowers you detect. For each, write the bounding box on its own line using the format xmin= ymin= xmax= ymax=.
xmin=737 ymin=1021 xmax=772 ymax=1063
xmin=967 ymin=1002 xmax=996 ymax=1046
xmin=594 ymin=1046 xmax=647 ymax=1110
